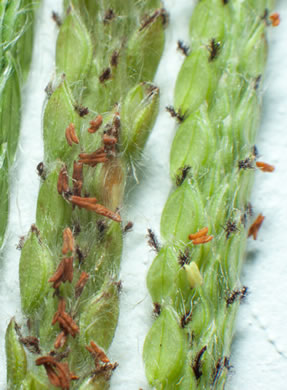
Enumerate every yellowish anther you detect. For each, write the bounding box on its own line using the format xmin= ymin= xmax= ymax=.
xmin=184 ymin=262 xmax=203 ymax=288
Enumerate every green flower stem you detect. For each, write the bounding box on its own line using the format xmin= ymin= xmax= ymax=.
xmin=6 ymin=1 xmax=165 ymax=388
xmin=0 ymin=0 xmax=37 ymax=248
xmin=144 ymin=0 xmax=275 ymax=388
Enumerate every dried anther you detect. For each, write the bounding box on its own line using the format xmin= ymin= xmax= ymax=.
xmin=75 ymin=272 xmax=89 ymax=298
xmin=70 ymin=196 xmax=121 ymax=222
xmin=208 ymin=38 xmax=221 ymax=61
xmin=153 ymin=303 xmax=161 ymax=317
xmin=238 ymin=157 xmax=254 ymax=170
xmin=86 ymin=341 xmax=110 ymax=363
xmin=192 ymin=346 xmax=207 ymax=380
xmin=178 ymin=248 xmax=191 ymax=267
xmin=177 ymin=40 xmax=190 ymax=56
xmin=88 ymin=115 xmax=103 ymax=133
xmin=52 ymin=11 xmax=62 ymax=27
xmin=166 ymin=105 xmax=184 ymax=122
xmin=20 ymin=336 xmax=41 ymax=354
xmin=35 ymin=355 xmax=78 ymax=389
xmin=224 ymin=220 xmax=238 ymax=239
xmin=248 ymin=213 xmax=265 ymax=240
xmin=57 ymin=165 xmax=69 ymax=195
xmin=48 ymin=257 xmax=74 ymax=289
xmin=99 ymin=67 xmax=112 ymax=83
xmin=37 ymin=162 xmax=46 ymax=180
xmin=256 ymin=161 xmax=275 ymax=172
xmin=147 ymin=228 xmax=160 ymax=252
xmin=72 ymin=161 xmax=83 ymax=196
xmin=110 ymin=50 xmax=119 ymax=67
xmin=124 ymin=221 xmax=133 ymax=233
xmin=226 ymin=286 xmax=247 ymax=306
xmin=65 ymin=123 xmax=79 ymax=146
xmin=269 ymin=12 xmax=280 ymax=27
xmin=176 ymin=165 xmax=191 ymax=186
xmin=52 ymin=300 xmax=79 ymax=338
xmin=62 ymin=228 xmax=74 ymax=254
xmin=140 ymin=8 xmax=168 ymax=31
xmin=181 ymin=310 xmax=192 ymax=328
xmin=74 ymin=103 xmax=89 ymax=117
xmin=103 ymin=8 xmax=115 ymax=24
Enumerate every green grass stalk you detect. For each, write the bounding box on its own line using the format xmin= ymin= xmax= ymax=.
xmin=5 ymin=1 xmax=166 ymax=388
xmin=0 ymin=0 xmax=37 ymax=248
xmin=143 ymin=0 xmax=276 ymax=388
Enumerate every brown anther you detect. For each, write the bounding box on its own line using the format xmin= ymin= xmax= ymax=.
xmin=75 ymin=272 xmax=89 ymax=298
xmin=48 ymin=257 xmax=74 ymax=289
xmin=86 ymin=341 xmax=110 ymax=363
xmin=256 ymin=161 xmax=275 ymax=172
xmin=124 ymin=221 xmax=133 ymax=233
xmin=62 ymin=228 xmax=74 ymax=254
xmin=88 ymin=115 xmax=103 ymax=133
xmin=78 ymin=148 xmax=108 ymax=166
xmin=72 ymin=161 xmax=83 ymax=196
xmin=70 ymin=196 xmax=121 ymax=222
xmin=269 ymin=12 xmax=280 ymax=27
xmin=103 ymin=134 xmax=117 ymax=145
xmin=54 ymin=331 xmax=67 ymax=349
xmin=52 ymin=300 xmax=79 ymax=338
xmin=192 ymin=235 xmax=214 ymax=245
xmin=248 ymin=213 xmax=265 ymax=240
xmin=57 ymin=165 xmax=69 ymax=195
xmin=188 ymin=227 xmax=209 ymax=240
xmin=65 ymin=123 xmax=79 ymax=146
xmin=35 ymin=355 xmax=78 ymax=389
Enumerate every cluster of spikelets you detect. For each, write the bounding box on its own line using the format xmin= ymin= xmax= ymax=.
xmin=5 ymin=0 xmax=166 ymax=389
xmin=2 ymin=0 xmax=280 ymax=389
xmin=143 ymin=0 xmax=278 ymax=389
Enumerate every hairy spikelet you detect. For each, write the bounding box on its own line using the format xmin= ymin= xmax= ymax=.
xmin=143 ymin=0 xmax=277 ymax=388
xmin=5 ymin=1 xmax=165 ymax=388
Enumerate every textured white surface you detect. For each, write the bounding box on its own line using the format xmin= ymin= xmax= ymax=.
xmin=0 ymin=1 xmax=286 ymax=389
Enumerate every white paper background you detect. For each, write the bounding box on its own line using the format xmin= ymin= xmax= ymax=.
xmin=0 ymin=1 xmax=286 ymax=389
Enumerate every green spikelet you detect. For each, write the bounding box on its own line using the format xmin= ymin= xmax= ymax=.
xmin=0 ymin=0 xmax=37 ymax=247
xmin=144 ymin=0 xmax=276 ymax=388
xmin=5 ymin=1 xmax=165 ymax=388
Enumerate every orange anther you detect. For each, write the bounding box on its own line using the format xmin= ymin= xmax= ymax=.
xmin=188 ymin=227 xmax=209 ymax=240
xmin=192 ymin=235 xmax=214 ymax=245
xmin=57 ymin=165 xmax=69 ymax=195
xmin=248 ymin=213 xmax=265 ymax=240
xmin=269 ymin=12 xmax=280 ymax=27
xmin=256 ymin=161 xmax=275 ymax=172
